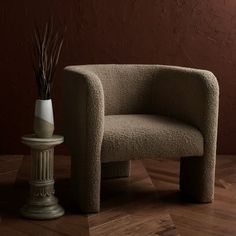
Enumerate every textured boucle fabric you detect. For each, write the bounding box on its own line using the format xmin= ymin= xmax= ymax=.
xmin=102 ymin=114 xmax=203 ymax=162
xmin=62 ymin=64 xmax=219 ymax=213
xmin=62 ymin=67 xmax=104 ymax=212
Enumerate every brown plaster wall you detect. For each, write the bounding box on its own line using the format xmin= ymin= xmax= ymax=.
xmin=0 ymin=0 xmax=235 ymax=154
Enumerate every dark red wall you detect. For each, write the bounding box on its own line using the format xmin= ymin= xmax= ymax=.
xmin=0 ymin=0 xmax=236 ymax=154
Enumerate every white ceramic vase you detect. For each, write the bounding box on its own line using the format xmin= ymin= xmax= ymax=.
xmin=34 ymin=99 xmax=54 ymax=138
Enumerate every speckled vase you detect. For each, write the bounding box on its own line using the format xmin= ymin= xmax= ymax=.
xmin=33 ymin=99 xmax=54 ymax=138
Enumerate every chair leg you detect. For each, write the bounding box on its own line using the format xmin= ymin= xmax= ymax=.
xmin=102 ymin=161 xmax=131 ymax=179
xmin=180 ymin=156 xmax=215 ymax=202
xmin=71 ymin=155 xmax=101 ymax=213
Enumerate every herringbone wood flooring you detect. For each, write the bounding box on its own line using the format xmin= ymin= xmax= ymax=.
xmin=0 ymin=155 xmax=236 ymax=235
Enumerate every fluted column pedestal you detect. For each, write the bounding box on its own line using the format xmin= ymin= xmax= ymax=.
xmin=21 ymin=134 xmax=64 ymax=220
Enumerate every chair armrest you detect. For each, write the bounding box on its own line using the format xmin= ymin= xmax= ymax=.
xmin=153 ymin=66 xmax=219 ymax=157
xmin=61 ymin=66 xmax=104 ymax=157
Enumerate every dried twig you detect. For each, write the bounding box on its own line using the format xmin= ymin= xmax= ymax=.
xmin=32 ymin=21 xmax=64 ymax=99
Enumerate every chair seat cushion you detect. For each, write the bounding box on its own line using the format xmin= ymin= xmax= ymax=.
xmin=101 ymin=115 xmax=204 ymax=162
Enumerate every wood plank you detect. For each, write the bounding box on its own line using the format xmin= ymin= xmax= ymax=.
xmin=90 ymin=213 xmax=179 ymax=236
xmin=1 ymin=155 xmax=236 ymax=235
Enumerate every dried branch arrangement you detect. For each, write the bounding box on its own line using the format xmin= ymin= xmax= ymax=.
xmin=32 ymin=22 xmax=64 ymax=100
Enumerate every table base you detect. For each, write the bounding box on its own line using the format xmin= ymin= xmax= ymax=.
xmin=21 ymin=196 xmax=64 ymax=220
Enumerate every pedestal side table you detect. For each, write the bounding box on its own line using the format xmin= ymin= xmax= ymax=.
xmin=21 ymin=134 xmax=65 ymax=220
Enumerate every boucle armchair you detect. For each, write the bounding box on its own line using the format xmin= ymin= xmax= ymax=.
xmin=62 ymin=64 xmax=219 ymax=213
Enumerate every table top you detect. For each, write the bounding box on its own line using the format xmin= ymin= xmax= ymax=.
xmin=21 ymin=134 xmax=64 ymax=148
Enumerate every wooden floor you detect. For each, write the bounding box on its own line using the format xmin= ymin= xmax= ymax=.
xmin=1 ymin=155 xmax=236 ymax=236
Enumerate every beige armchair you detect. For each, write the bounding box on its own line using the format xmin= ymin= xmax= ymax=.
xmin=62 ymin=64 xmax=219 ymax=213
